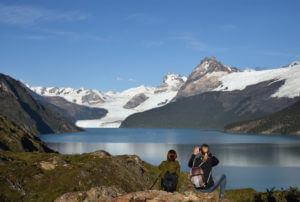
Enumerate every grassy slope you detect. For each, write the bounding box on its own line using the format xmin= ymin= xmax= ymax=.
xmin=0 ymin=151 xmax=299 ymax=201
xmin=0 ymin=73 xmax=82 ymax=134
xmin=0 ymin=115 xmax=54 ymax=153
xmin=0 ymin=151 xmax=161 ymax=201
xmin=224 ymin=100 xmax=300 ymax=135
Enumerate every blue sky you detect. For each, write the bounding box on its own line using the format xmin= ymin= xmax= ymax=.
xmin=0 ymin=0 xmax=300 ymax=91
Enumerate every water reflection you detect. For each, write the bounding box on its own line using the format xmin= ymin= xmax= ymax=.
xmin=46 ymin=142 xmax=300 ymax=190
xmin=40 ymin=128 xmax=300 ymax=191
xmin=47 ymin=142 xmax=300 ymax=168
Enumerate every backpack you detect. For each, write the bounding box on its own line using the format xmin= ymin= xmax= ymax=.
xmin=190 ymin=157 xmax=211 ymax=189
xmin=161 ymin=171 xmax=178 ymax=192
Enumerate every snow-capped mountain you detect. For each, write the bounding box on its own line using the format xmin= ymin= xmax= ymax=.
xmin=121 ymin=59 xmax=300 ymax=128
xmin=26 ymin=73 xmax=187 ymax=128
xmin=26 ymin=57 xmax=300 ymax=129
xmin=214 ymin=61 xmax=300 ymax=98
xmin=26 ymin=86 xmax=106 ymax=105
xmin=155 ymin=73 xmax=187 ymax=93
xmin=175 ymin=57 xmax=300 ymax=100
xmin=174 ymin=56 xmax=239 ymax=100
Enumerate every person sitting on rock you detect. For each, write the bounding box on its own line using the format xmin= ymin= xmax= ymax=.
xmin=188 ymin=144 xmax=227 ymax=200
xmin=158 ymin=149 xmax=180 ymax=192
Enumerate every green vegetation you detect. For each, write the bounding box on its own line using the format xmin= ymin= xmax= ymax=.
xmin=0 ymin=151 xmax=162 ymax=201
xmin=224 ymin=100 xmax=300 ymax=135
xmin=0 ymin=73 xmax=82 ymax=134
xmin=226 ymin=187 xmax=300 ymax=202
xmin=0 ymin=150 xmax=299 ymax=201
xmin=0 ymin=115 xmax=54 ymax=153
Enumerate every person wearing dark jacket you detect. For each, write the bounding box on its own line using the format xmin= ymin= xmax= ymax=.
xmin=188 ymin=144 xmax=227 ymax=200
xmin=158 ymin=149 xmax=180 ymax=192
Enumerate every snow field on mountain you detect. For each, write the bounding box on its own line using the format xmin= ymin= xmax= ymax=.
xmin=76 ymin=89 xmax=178 ymax=128
xmin=25 ymin=60 xmax=300 ymax=128
xmin=214 ymin=63 xmax=300 ymax=98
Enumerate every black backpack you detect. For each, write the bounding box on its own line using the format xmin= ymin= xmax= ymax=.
xmin=161 ymin=171 xmax=178 ymax=192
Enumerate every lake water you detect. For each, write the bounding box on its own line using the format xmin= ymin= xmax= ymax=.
xmin=39 ymin=128 xmax=300 ymax=191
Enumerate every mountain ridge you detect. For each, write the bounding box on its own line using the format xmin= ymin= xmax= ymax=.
xmin=0 ymin=73 xmax=82 ymax=134
xmin=24 ymin=58 xmax=300 ymax=129
xmin=26 ymin=73 xmax=187 ymax=128
xmin=121 ymin=79 xmax=300 ymax=128
xmin=0 ymin=115 xmax=55 ymax=152
xmin=223 ymin=100 xmax=300 ymax=135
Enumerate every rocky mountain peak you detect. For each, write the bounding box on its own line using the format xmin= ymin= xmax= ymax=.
xmin=155 ymin=73 xmax=187 ymax=93
xmin=289 ymin=61 xmax=300 ymax=67
xmin=174 ymin=57 xmax=234 ymax=100
xmin=191 ymin=56 xmax=231 ymax=82
xmin=163 ymin=73 xmax=187 ymax=86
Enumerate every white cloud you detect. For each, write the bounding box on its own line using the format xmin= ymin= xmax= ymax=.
xmin=0 ymin=4 xmax=88 ymax=26
xmin=116 ymin=77 xmax=137 ymax=83
xmin=38 ymin=28 xmax=110 ymax=41
xmin=9 ymin=28 xmax=110 ymax=42
xmin=128 ymin=78 xmax=137 ymax=82
xmin=0 ymin=4 xmax=109 ymax=42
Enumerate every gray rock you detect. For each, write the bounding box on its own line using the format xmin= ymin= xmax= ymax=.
xmin=175 ymin=56 xmax=237 ymax=100
xmin=155 ymin=73 xmax=186 ymax=94
xmin=123 ymin=93 xmax=149 ymax=109
xmin=81 ymin=91 xmax=104 ymax=105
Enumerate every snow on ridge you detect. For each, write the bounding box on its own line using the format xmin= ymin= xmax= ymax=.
xmin=164 ymin=73 xmax=187 ymax=85
xmin=24 ymin=61 xmax=300 ymax=128
xmin=25 ymin=72 xmax=186 ymax=128
xmin=214 ymin=63 xmax=300 ymax=98
xmin=27 ymin=84 xmax=106 ymax=105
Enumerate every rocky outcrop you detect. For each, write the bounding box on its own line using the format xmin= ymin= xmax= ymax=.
xmin=0 ymin=73 xmax=82 ymax=134
xmin=0 ymin=115 xmax=54 ymax=152
xmin=155 ymin=73 xmax=187 ymax=94
xmin=81 ymin=90 xmax=105 ymax=105
xmin=123 ymin=93 xmax=149 ymax=109
xmin=55 ymin=186 xmax=126 ymax=202
xmin=55 ymin=188 xmax=221 ymax=202
xmin=175 ymin=56 xmax=235 ymax=100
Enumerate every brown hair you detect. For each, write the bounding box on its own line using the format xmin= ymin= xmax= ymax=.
xmin=200 ymin=144 xmax=210 ymax=162
xmin=167 ymin=149 xmax=177 ymax=161
xmin=201 ymin=144 xmax=210 ymax=154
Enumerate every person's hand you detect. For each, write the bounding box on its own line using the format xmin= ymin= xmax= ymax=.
xmin=193 ymin=147 xmax=200 ymax=155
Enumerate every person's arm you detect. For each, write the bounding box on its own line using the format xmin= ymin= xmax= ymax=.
xmin=210 ymin=154 xmax=219 ymax=167
xmin=188 ymin=154 xmax=196 ymax=168
xmin=176 ymin=161 xmax=181 ymax=191
xmin=176 ymin=161 xmax=181 ymax=176
xmin=188 ymin=147 xmax=201 ymax=168
xmin=158 ymin=161 xmax=165 ymax=170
